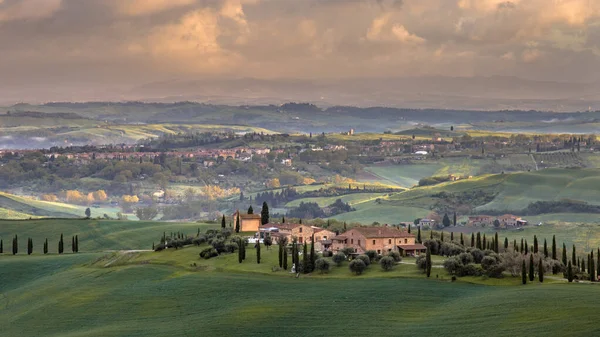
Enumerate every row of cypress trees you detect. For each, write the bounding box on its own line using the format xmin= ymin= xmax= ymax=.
xmin=0 ymin=234 xmax=79 ymax=255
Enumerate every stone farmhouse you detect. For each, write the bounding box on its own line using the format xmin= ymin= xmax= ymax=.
xmin=331 ymin=226 xmax=426 ymax=256
xmin=467 ymin=214 xmax=528 ymax=228
xmin=258 ymin=223 xmax=336 ymax=252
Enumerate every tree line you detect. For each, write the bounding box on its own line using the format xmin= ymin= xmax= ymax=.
xmin=1 ymin=234 xmax=79 ymax=255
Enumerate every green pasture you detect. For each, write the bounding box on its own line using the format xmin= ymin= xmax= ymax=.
xmin=0 ymin=219 xmax=217 ymax=253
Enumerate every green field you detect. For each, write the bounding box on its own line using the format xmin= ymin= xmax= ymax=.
xmin=285 ymin=193 xmax=389 ymax=208
xmin=364 ymin=164 xmax=441 ymax=187
xmin=0 ymin=219 xmax=216 ymax=252
xmin=2 ymin=248 xmax=600 ymax=336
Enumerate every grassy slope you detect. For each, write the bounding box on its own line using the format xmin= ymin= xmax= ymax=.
xmin=285 ymin=193 xmax=389 ymax=208
xmin=0 ymin=219 xmax=217 ymax=252
xmin=1 ymin=248 xmax=600 ymax=337
xmin=0 ymin=192 xmax=126 ymax=219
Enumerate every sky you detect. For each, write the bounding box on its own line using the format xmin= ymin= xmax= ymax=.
xmin=0 ymin=0 xmax=599 ymax=102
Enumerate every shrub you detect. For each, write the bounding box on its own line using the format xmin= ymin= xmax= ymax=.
xmin=481 ymin=256 xmax=499 ymax=270
xmin=458 ymin=252 xmax=474 ymax=265
xmin=380 ymin=256 xmax=395 ymax=271
xmin=211 ymin=239 xmax=226 ymax=253
xmin=192 ymin=236 xmax=207 ymax=246
xmin=199 ymin=247 xmax=219 ymax=259
xmin=461 ymin=263 xmax=484 ymax=276
xmin=224 ymin=242 xmax=238 ymax=253
xmin=439 ymin=242 xmax=465 ymax=257
xmin=349 ymin=259 xmax=367 ymax=275
xmin=387 ymin=251 xmax=402 ymax=262
xmin=322 ymin=251 xmax=333 ymax=258
xmin=469 ymin=248 xmax=484 ymax=263
xmin=332 ymin=252 xmax=347 ymax=266
xmin=341 ymin=247 xmax=355 ymax=256
xmin=443 ymin=256 xmax=464 ymax=275
xmin=315 ymin=258 xmax=331 ymax=274
xmin=365 ymin=250 xmax=379 ymax=262
xmin=416 ymin=255 xmax=427 ymax=271
xmin=154 ymin=243 xmax=166 ymax=252
xmin=357 ymin=254 xmax=371 ymax=266
xmin=423 ymin=239 xmax=440 ymax=255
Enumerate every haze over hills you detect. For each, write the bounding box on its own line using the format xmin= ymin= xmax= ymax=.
xmin=2 ymin=76 xmax=600 ymax=112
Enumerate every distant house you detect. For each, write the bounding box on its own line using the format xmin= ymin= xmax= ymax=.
xmin=258 ymin=223 xmax=335 ymax=251
xmin=497 ymin=214 xmax=528 ymax=228
xmin=418 ymin=218 xmax=435 ymax=228
xmin=234 ymin=211 xmax=262 ymax=232
xmin=281 ymin=158 xmax=292 ymax=166
xmin=467 ymin=215 xmax=493 ymax=227
xmin=331 ymin=226 xmax=426 ymax=256
xmin=467 ymin=214 xmax=528 ymax=228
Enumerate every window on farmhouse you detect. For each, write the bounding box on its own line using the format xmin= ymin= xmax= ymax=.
xmin=389 ymin=239 xmax=392 ymax=244
xmin=299 ymin=227 xmax=303 ymax=233
xmin=373 ymin=240 xmax=376 ymax=245
xmin=351 ymin=239 xmax=354 ymax=244
xmin=404 ymin=239 xmax=407 ymax=243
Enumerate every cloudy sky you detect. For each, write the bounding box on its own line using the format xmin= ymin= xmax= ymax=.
xmin=0 ymin=0 xmax=599 ymax=100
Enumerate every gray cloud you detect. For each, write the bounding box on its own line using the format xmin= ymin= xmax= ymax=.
xmin=0 ymin=0 xmax=599 ymax=102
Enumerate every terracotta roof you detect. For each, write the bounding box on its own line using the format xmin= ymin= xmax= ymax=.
xmin=240 ymin=214 xmax=261 ymax=219
xmin=397 ymin=244 xmax=427 ymax=250
xmin=331 ymin=235 xmax=347 ymax=241
xmin=351 ymin=227 xmax=414 ymax=238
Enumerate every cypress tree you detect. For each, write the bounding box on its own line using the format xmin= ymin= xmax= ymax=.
xmin=75 ymin=235 xmax=79 ymax=253
xmin=283 ymin=246 xmax=288 ymax=270
xmin=408 ymin=224 xmax=411 ymax=233
xmin=256 ymin=238 xmax=261 ymax=264
xmin=504 ymin=237 xmax=508 ymax=250
xmin=520 ymin=238 xmax=524 ymax=254
xmin=567 ymin=261 xmax=573 ymax=282
xmin=302 ymin=242 xmax=309 ymax=274
xmin=494 ymin=232 xmax=499 ymax=252
xmin=597 ymin=248 xmax=600 ymax=280
xmin=562 ymin=243 xmax=567 ymax=266
xmin=0 ymin=239 xmax=2 ymax=254
xmin=572 ymin=245 xmax=576 ymax=266
xmin=221 ymin=215 xmax=226 ymax=229
xmin=417 ymin=227 xmax=421 ymax=243
xmin=44 ymin=239 xmax=48 ymax=255
xmin=471 ymin=233 xmax=475 ymax=247
xmin=590 ymin=252 xmax=595 ymax=282
xmin=460 ymin=233 xmax=464 ymax=246
xmin=235 ymin=212 xmax=240 ymax=233
xmin=533 ymin=235 xmax=538 ymax=254
xmin=58 ymin=234 xmax=64 ymax=254
xmin=538 ymin=257 xmax=544 ymax=283
xmin=453 ymin=212 xmax=457 ymax=226
xmin=450 ymin=232 xmax=454 ymax=242
xmin=476 ymin=232 xmax=481 ymax=249
xmin=524 ymin=240 xmax=528 ymax=255
xmin=278 ymin=243 xmax=283 ymax=267
xmin=13 ymin=235 xmax=18 ymax=255
xmin=247 ymin=206 xmax=253 ymax=214
xmin=261 ymin=202 xmax=269 ymax=225
xmin=426 ymin=248 xmax=432 ymax=278
xmin=282 ymin=216 xmax=285 ymax=223
xmin=430 ymin=230 xmax=433 ymax=239
xmin=552 ymin=235 xmax=557 ymax=260
xmin=27 ymin=238 xmax=32 ymax=255
xmin=242 ymin=239 xmax=246 ymax=260
xmin=238 ymin=238 xmax=243 ymax=263
xmin=529 ymin=254 xmax=534 ymax=282
xmin=441 ymin=231 xmax=444 ymax=242
xmin=522 ymin=260 xmax=527 ymax=284
xmin=294 ymin=242 xmax=300 ymax=269
xmin=309 ymin=234 xmax=316 ymax=273
xmin=582 ymin=257 xmax=586 ymax=273
xmin=513 ymin=239 xmax=518 ymax=252
xmin=72 ymin=236 xmax=75 ymax=253
xmin=543 ymin=239 xmax=548 ymax=257
xmin=482 ymin=234 xmax=486 ymax=250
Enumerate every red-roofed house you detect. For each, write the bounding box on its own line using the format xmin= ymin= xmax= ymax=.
xmin=331 ymin=226 xmax=426 ymax=256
